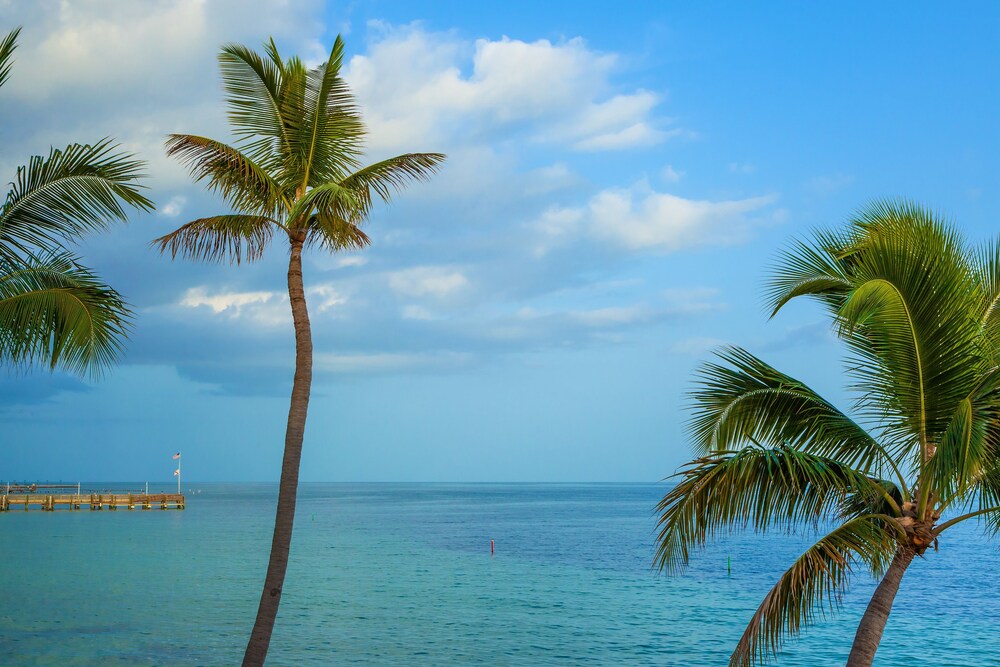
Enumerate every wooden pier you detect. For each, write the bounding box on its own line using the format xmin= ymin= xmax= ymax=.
xmin=0 ymin=493 xmax=185 ymax=512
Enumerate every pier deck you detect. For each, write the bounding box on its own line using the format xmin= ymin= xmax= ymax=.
xmin=0 ymin=493 xmax=185 ymax=511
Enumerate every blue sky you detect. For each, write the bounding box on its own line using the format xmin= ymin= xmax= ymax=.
xmin=0 ymin=1 xmax=997 ymax=482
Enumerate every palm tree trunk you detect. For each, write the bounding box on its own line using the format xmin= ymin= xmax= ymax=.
xmin=243 ymin=238 xmax=313 ymax=666
xmin=845 ymin=546 xmax=915 ymax=667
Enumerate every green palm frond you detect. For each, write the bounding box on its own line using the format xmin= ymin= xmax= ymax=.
xmin=731 ymin=515 xmax=901 ymax=667
xmin=654 ymin=446 xmax=894 ymax=573
xmin=0 ymin=27 xmax=20 ymax=89
xmin=924 ymin=370 xmax=1000 ymax=506
xmin=340 ymin=153 xmax=447 ymax=209
xmin=836 ymin=209 xmax=984 ymax=463
xmin=973 ymin=237 xmax=1000 ymax=358
xmin=839 ymin=478 xmax=904 ymax=519
xmin=0 ymin=252 xmax=130 ymax=377
xmin=306 ymin=214 xmax=371 ymax=252
xmin=974 ymin=466 xmax=1000 ymax=536
xmin=935 ymin=464 xmax=1000 ymax=538
xmin=765 ymin=232 xmax=854 ymax=318
xmin=219 ymin=40 xmax=291 ymax=167
xmin=294 ymin=35 xmax=364 ymax=187
xmin=164 ymin=134 xmax=288 ymax=216
xmin=0 ymin=139 xmax=152 ymax=261
xmin=286 ymin=180 xmax=361 ymax=231
xmin=151 ymin=214 xmax=278 ymax=265
xmin=690 ymin=346 xmax=898 ymax=482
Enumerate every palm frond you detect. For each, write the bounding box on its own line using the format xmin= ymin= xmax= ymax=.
xmin=973 ymin=237 xmax=1000 ymax=360
xmin=654 ymin=445 xmax=889 ymax=573
xmin=0 ymin=252 xmax=130 ymax=377
xmin=690 ymin=346 xmax=896 ymax=481
xmin=294 ymin=36 xmax=364 ymax=187
xmin=151 ymin=214 xmax=277 ymax=265
xmin=340 ymin=153 xmax=447 ymax=210
xmin=925 ymin=368 xmax=1000 ymax=506
xmin=0 ymin=26 xmax=20 ymax=89
xmin=219 ymin=41 xmax=291 ymax=167
xmin=0 ymin=139 xmax=152 ymax=259
xmin=306 ymin=214 xmax=371 ymax=252
xmin=276 ymin=53 xmax=308 ymax=183
xmin=836 ymin=208 xmax=984 ymax=464
xmin=164 ymin=134 xmax=287 ymax=216
xmin=937 ymin=463 xmax=1000 ymax=538
xmin=731 ymin=515 xmax=901 ymax=667
xmin=974 ymin=466 xmax=1000 ymax=537
xmin=287 ymin=180 xmax=360 ymax=230
xmin=765 ymin=231 xmax=854 ymax=318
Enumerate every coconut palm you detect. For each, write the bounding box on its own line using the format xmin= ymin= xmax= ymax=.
xmin=153 ymin=36 xmax=444 ymax=665
xmin=0 ymin=27 xmax=152 ymax=375
xmin=655 ymin=202 xmax=1000 ymax=667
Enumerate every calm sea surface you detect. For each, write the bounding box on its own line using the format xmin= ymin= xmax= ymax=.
xmin=0 ymin=483 xmax=997 ymax=666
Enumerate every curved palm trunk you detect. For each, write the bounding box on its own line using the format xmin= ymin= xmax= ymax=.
xmin=845 ymin=546 xmax=915 ymax=667
xmin=243 ymin=238 xmax=312 ymax=666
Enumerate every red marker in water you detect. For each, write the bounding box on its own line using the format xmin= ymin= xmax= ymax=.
xmin=490 ymin=539 xmax=495 ymax=555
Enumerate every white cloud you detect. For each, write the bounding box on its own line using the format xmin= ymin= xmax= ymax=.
xmin=533 ymin=205 xmax=587 ymax=255
xmin=525 ymin=163 xmax=579 ymax=196
xmin=3 ymin=1 xmax=209 ymax=102
xmin=533 ymin=185 xmax=777 ymax=254
xmin=387 ymin=266 xmax=470 ymax=298
xmin=334 ymin=256 xmax=369 ymax=269
xmin=180 ymin=287 xmax=277 ymax=315
xmin=310 ymin=284 xmax=349 ymax=312
xmin=661 ymin=165 xmax=685 ymax=183
xmin=588 ymin=187 xmax=777 ymax=252
xmin=4 ymin=1 xmax=325 ymax=101
xmin=177 ymin=282 xmax=348 ymax=325
xmin=574 ymin=122 xmax=667 ymax=151
xmin=160 ymin=195 xmax=187 ymax=218
xmin=344 ymin=27 xmax=675 ymax=154
xmin=0 ymin=1 xmax=325 ymax=188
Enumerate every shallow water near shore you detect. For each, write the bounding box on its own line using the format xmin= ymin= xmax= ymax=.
xmin=0 ymin=483 xmax=997 ymax=665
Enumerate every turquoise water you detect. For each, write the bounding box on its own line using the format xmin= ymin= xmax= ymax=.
xmin=0 ymin=483 xmax=997 ymax=665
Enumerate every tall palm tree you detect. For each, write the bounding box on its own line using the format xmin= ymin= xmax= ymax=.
xmin=153 ymin=37 xmax=444 ymax=665
xmin=0 ymin=27 xmax=152 ymax=375
xmin=655 ymin=202 xmax=1000 ymax=667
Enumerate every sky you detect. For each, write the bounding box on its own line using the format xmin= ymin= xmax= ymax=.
xmin=0 ymin=1 xmax=997 ymax=482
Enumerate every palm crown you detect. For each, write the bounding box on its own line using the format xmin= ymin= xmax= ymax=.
xmin=656 ymin=202 xmax=1000 ymax=666
xmin=0 ymin=27 xmax=152 ymax=376
xmin=154 ymin=36 xmax=444 ymax=262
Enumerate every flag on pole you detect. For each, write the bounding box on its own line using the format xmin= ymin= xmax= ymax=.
xmin=173 ymin=469 xmax=180 ymax=476
xmin=172 ymin=452 xmax=181 ymax=460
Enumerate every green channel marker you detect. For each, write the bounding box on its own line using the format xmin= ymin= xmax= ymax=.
xmin=727 ymin=555 xmax=731 ymax=575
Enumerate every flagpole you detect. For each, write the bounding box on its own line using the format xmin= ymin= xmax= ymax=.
xmin=177 ymin=454 xmax=181 ymax=495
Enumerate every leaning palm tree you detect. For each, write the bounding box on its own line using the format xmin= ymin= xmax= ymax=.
xmin=0 ymin=27 xmax=152 ymax=375
xmin=153 ymin=37 xmax=444 ymax=665
xmin=656 ymin=202 xmax=1000 ymax=667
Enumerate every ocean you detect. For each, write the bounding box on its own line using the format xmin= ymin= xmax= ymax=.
xmin=0 ymin=483 xmax=997 ymax=666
